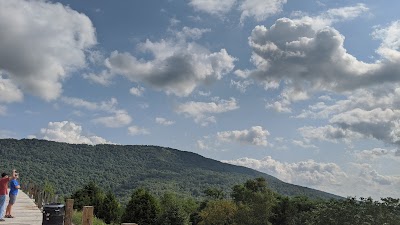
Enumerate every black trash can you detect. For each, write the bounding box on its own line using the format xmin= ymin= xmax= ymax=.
xmin=42 ymin=203 xmax=65 ymax=225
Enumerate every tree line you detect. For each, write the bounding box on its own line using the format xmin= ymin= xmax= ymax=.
xmin=69 ymin=178 xmax=400 ymax=225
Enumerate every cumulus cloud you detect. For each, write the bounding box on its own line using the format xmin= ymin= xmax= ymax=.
xmin=188 ymin=0 xmax=287 ymax=22
xmin=299 ymin=125 xmax=362 ymax=143
xmin=31 ymin=121 xmax=111 ymax=145
xmin=224 ymin=156 xmax=400 ymax=198
xmin=223 ymin=156 xmax=347 ymax=186
xmin=97 ymin=27 xmax=235 ymax=96
xmin=128 ymin=126 xmax=150 ymax=136
xmin=155 ymin=117 xmax=175 ymax=126
xmin=130 ymin=86 xmax=145 ymax=96
xmin=189 ymin=0 xmax=236 ymax=15
xmin=353 ymin=148 xmax=398 ymax=161
xmin=239 ymin=0 xmax=287 ymax=23
xmin=175 ymin=97 xmax=239 ymax=126
xmin=352 ymin=163 xmax=400 ymax=188
xmin=217 ymin=126 xmax=270 ymax=146
xmin=0 ymin=0 xmax=96 ymax=101
xmin=0 ymin=75 xmax=23 ymax=103
xmin=294 ymin=4 xmax=369 ymax=30
xmin=240 ymin=8 xmax=400 ymax=110
xmin=298 ymin=108 xmax=400 ymax=154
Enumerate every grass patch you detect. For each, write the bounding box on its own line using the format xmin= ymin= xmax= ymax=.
xmin=72 ymin=210 xmax=107 ymax=225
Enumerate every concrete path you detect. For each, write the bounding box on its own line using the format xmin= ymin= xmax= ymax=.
xmin=2 ymin=191 xmax=42 ymax=225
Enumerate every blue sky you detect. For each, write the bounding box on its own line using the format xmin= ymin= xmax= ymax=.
xmin=1 ymin=0 xmax=400 ymax=199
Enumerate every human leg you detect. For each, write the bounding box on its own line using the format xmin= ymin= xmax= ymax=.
xmin=5 ymin=195 xmax=16 ymax=217
xmin=0 ymin=195 xmax=6 ymax=219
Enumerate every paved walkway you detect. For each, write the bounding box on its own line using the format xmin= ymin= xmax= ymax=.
xmin=1 ymin=191 xmax=42 ymax=225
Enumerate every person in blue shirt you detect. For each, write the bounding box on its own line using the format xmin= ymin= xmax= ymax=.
xmin=5 ymin=173 xmax=20 ymax=219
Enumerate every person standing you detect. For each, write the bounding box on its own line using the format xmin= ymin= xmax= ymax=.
xmin=5 ymin=172 xmax=20 ymax=218
xmin=0 ymin=169 xmax=16 ymax=222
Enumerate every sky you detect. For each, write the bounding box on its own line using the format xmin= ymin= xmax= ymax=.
xmin=0 ymin=0 xmax=399 ymax=200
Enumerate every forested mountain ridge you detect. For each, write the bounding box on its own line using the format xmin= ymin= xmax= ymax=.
xmin=0 ymin=138 xmax=341 ymax=200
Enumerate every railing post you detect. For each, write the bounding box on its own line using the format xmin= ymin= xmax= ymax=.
xmin=37 ymin=191 xmax=43 ymax=209
xmin=64 ymin=199 xmax=74 ymax=225
xmin=82 ymin=206 xmax=94 ymax=225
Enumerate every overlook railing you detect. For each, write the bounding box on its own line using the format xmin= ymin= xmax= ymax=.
xmin=20 ymin=182 xmax=138 ymax=225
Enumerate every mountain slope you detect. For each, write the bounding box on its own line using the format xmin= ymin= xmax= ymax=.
xmin=0 ymin=139 xmax=342 ymax=200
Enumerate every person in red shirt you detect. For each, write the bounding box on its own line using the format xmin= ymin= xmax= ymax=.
xmin=0 ymin=169 xmax=16 ymax=221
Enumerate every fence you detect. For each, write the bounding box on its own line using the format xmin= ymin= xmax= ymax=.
xmin=20 ymin=182 xmax=138 ymax=225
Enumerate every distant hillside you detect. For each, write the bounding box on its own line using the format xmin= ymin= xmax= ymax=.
xmin=0 ymin=139 xmax=341 ymax=200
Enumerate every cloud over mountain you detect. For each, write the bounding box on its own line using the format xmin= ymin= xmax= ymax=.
xmin=30 ymin=121 xmax=111 ymax=145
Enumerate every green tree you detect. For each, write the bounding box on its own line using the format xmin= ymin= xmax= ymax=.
xmin=203 ymin=187 xmax=225 ymax=200
xmin=70 ymin=182 xmax=105 ymax=217
xmin=43 ymin=180 xmax=56 ymax=200
xmin=158 ymin=192 xmax=190 ymax=225
xmin=122 ymin=188 xmax=160 ymax=225
xmin=98 ymin=190 xmax=121 ymax=224
xmin=270 ymin=195 xmax=316 ymax=225
xmin=231 ymin=178 xmax=276 ymax=225
xmin=198 ymin=199 xmax=237 ymax=225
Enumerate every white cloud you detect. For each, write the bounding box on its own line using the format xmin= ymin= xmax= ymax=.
xmin=239 ymin=0 xmax=287 ymax=23
xmin=175 ymin=98 xmax=239 ymax=126
xmin=155 ymin=117 xmax=175 ymax=126
xmin=353 ymin=148 xmax=398 ymax=161
xmin=217 ymin=126 xmax=269 ymax=146
xmin=224 ymin=156 xmax=400 ymax=199
xmin=351 ymin=163 xmax=400 ymax=195
xmin=92 ymin=110 xmax=132 ymax=128
xmin=61 ymin=97 xmax=118 ymax=112
xmin=298 ymin=108 xmax=400 ymax=150
xmin=373 ymin=20 xmax=400 ymax=50
xmin=102 ymin=27 xmax=236 ymax=97
xmin=188 ymin=0 xmax=287 ymax=23
xmin=292 ymin=140 xmax=318 ymax=149
xmin=189 ymin=0 xmax=237 ymax=15
xmin=266 ymin=100 xmax=291 ymax=113
xmin=130 ymin=86 xmax=145 ymax=96
xmin=0 ymin=0 xmax=96 ymax=100
xmin=299 ymin=125 xmax=362 ymax=143
xmin=223 ymin=156 xmax=346 ymax=186
xmin=128 ymin=126 xmax=150 ymax=136
xmin=198 ymin=91 xmax=211 ymax=96
xmin=83 ymin=70 xmax=114 ymax=86
xmin=197 ymin=139 xmax=209 ymax=150
xmin=294 ymin=4 xmax=369 ymax=30
xmin=32 ymin=121 xmax=111 ymax=145
xmin=243 ymin=11 xmax=400 ymax=110
xmin=0 ymin=75 xmax=23 ymax=103
xmin=230 ymin=79 xmax=254 ymax=93
xmin=61 ymin=97 xmax=132 ymax=128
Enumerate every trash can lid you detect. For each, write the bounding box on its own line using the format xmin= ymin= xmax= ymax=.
xmin=43 ymin=203 xmax=64 ymax=208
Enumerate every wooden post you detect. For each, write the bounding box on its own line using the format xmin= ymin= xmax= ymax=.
xmin=64 ymin=199 xmax=74 ymax=225
xmin=37 ymin=191 xmax=43 ymax=209
xmin=82 ymin=206 xmax=94 ymax=225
